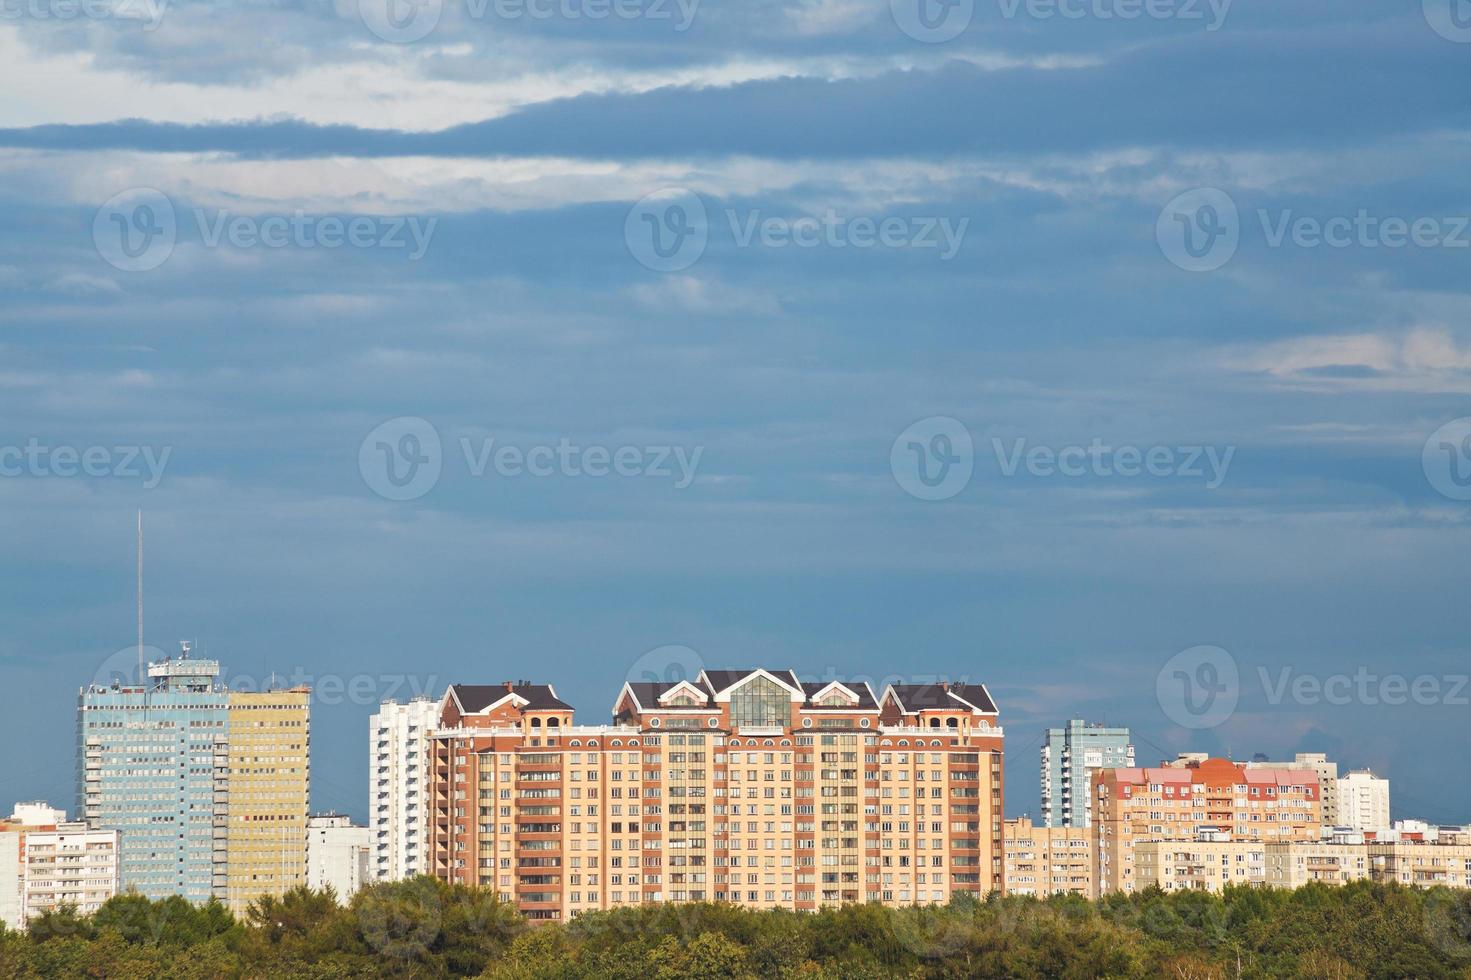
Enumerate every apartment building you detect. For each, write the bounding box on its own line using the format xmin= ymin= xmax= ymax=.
xmin=223 ymin=688 xmax=311 ymax=914
xmin=1092 ymin=758 xmax=1321 ymax=895
xmin=1039 ymin=720 xmax=1133 ymax=829
xmin=1134 ymin=835 xmax=1265 ymax=893
xmin=1133 ymin=830 xmax=1471 ymax=893
xmin=370 ymin=696 xmax=439 ymax=882
xmin=1246 ymin=753 xmax=1340 ymax=827
xmin=1369 ymin=836 xmax=1471 ymax=888
xmin=0 ymin=803 xmax=118 ymax=930
xmin=426 ymin=670 xmax=1004 ymax=920
xmin=77 ymin=645 xmax=310 ymax=910
xmin=1003 ymin=815 xmax=1092 ymax=898
xmin=307 ymin=813 xmax=372 ymax=902
xmin=1338 ymin=770 xmax=1391 ymax=832
xmin=1266 ymin=837 xmax=1372 ymax=888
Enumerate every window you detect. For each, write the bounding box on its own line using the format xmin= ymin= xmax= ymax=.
xmin=728 ymin=676 xmax=789 ymax=729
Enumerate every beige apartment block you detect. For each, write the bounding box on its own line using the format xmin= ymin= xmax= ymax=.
xmin=1134 ymin=837 xmax=1266 ymax=893
xmin=224 ymin=688 xmax=311 ymax=914
xmin=1266 ymin=840 xmax=1371 ymax=887
xmin=427 ymin=671 xmax=1005 ymax=921
xmin=1093 ymin=758 xmax=1322 ymax=895
xmin=1369 ymin=839 xmax=1471 ymax=888
xmin=1003 ymin=816 xmax=1092 ymax=898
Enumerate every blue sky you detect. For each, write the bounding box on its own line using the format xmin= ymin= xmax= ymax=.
xmin=1 ymin=0 xmax=1469 ymax=825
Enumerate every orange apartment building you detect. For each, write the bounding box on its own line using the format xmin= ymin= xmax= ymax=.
xmin=425 ymin=670 xmax=1004 ymax=919
xmin=1092 ymin=758 xmax=1321 ymax=895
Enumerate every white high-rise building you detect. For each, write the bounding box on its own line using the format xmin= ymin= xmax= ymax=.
xmin=1338 ymin=770 xmax=1391 ymax=832
xmin=307 ymin=813 xmax=371 ymax=902
xmin=1 ymin=803 xmax=118 ymax=930
xmin=369 ymin=696 xmax=439 ymax=881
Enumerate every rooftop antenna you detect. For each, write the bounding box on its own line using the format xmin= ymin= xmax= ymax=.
xmin=136 ymin=510 xmax=144 ymax=687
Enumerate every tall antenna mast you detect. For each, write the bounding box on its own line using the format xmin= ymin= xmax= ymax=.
xmin=137 ymin=509 xmax=144 ymax=686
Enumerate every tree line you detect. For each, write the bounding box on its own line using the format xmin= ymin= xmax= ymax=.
xmin=4 ymin=877 xmax=1471 ymax=978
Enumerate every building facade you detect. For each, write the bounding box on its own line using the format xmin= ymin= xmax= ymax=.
xmin=1039 ymin=720 xmax=1133 ymax=829
xmin=426 ymin=671 xmax=1004 ymax=920
xmin=1265 ymin=837 xmax=1372 ymax=888
xmin=1368 ymin=836 xmax=1471 ymax=887
xmin=77 ymin=645 xmax=310 ymax=910
xmin=307 ymin=813 xmax=372 ymax=902
xmin=223 ymin=688 xmax=311 ymax=914
xmin=1092 ymin=758 xmax=1322 ymax=895
xmin=1 ymin=803 xmax=118 ymax=930
xmin=77 ymin=649 xmax=229 ymax=902
xmin=1002 ymin=816 xmax=1092 ymax=898
xmin=1338 ymin=770 xmax=1391 ymax=832
xmin=1134 ymin=835 xmax=1265 ymax=893
xmin=370 ymin=697 xmax=439 ymax=882
xmin=1247 ymin=753 xmax=1340 ymax=827
xmin=1136 ymin=832 xmax=1471 ymax=892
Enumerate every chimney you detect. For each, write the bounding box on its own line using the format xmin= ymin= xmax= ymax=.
xmin=503 ymin=680 xmax=514 ymax=692
xmin=940 ymin=681 xmax=950 ymax=692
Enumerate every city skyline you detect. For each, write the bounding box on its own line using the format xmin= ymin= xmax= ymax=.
xmin=0 ymin=631 xmax=1445 ymax=830
xmin=24 ymin=636 xmax=1439 ymax=830
xmin=2 ymin=0 xmax=1468 ymax=853
xmin=0 ymin=644 xmax=1450 ymax=920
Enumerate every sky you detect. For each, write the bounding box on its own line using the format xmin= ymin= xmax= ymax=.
xmin=0 ymin=0 xmax=1469 ymax=826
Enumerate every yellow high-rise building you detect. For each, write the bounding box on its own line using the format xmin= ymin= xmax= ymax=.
xmin=224 ymin=687 xmax=311 ymax=914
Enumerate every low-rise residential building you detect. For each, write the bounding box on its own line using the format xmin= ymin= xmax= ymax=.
xmin=307 ymin=814 xmax=371 ymax=902
xmin=1134 ymin=835 xmax=1265 ymax=893
xmin=1266 ymin=837 xmax=1372 ymax=888
xmin=1369 ymin=838 xmax=1471 ymax=888
xmin=1 ymin=803 xmax=118 ymax=930
xmin=1135 ymin=831 xmax=1471 ymax=894
xmin=1092 ymin=758 xmax=1321 ymax=894
xmin=1003 ymin=816 xmax=1092 ymax=898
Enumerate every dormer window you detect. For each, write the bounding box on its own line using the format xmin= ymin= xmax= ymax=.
xmin=810 ymin=681 xmax=860 ymax=708
xmin=656 ymin=680 xmax=709 ymax=708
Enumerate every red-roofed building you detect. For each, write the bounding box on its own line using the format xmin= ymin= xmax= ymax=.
xmin=1092 ymin=758 xmax=1322 ymax=894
